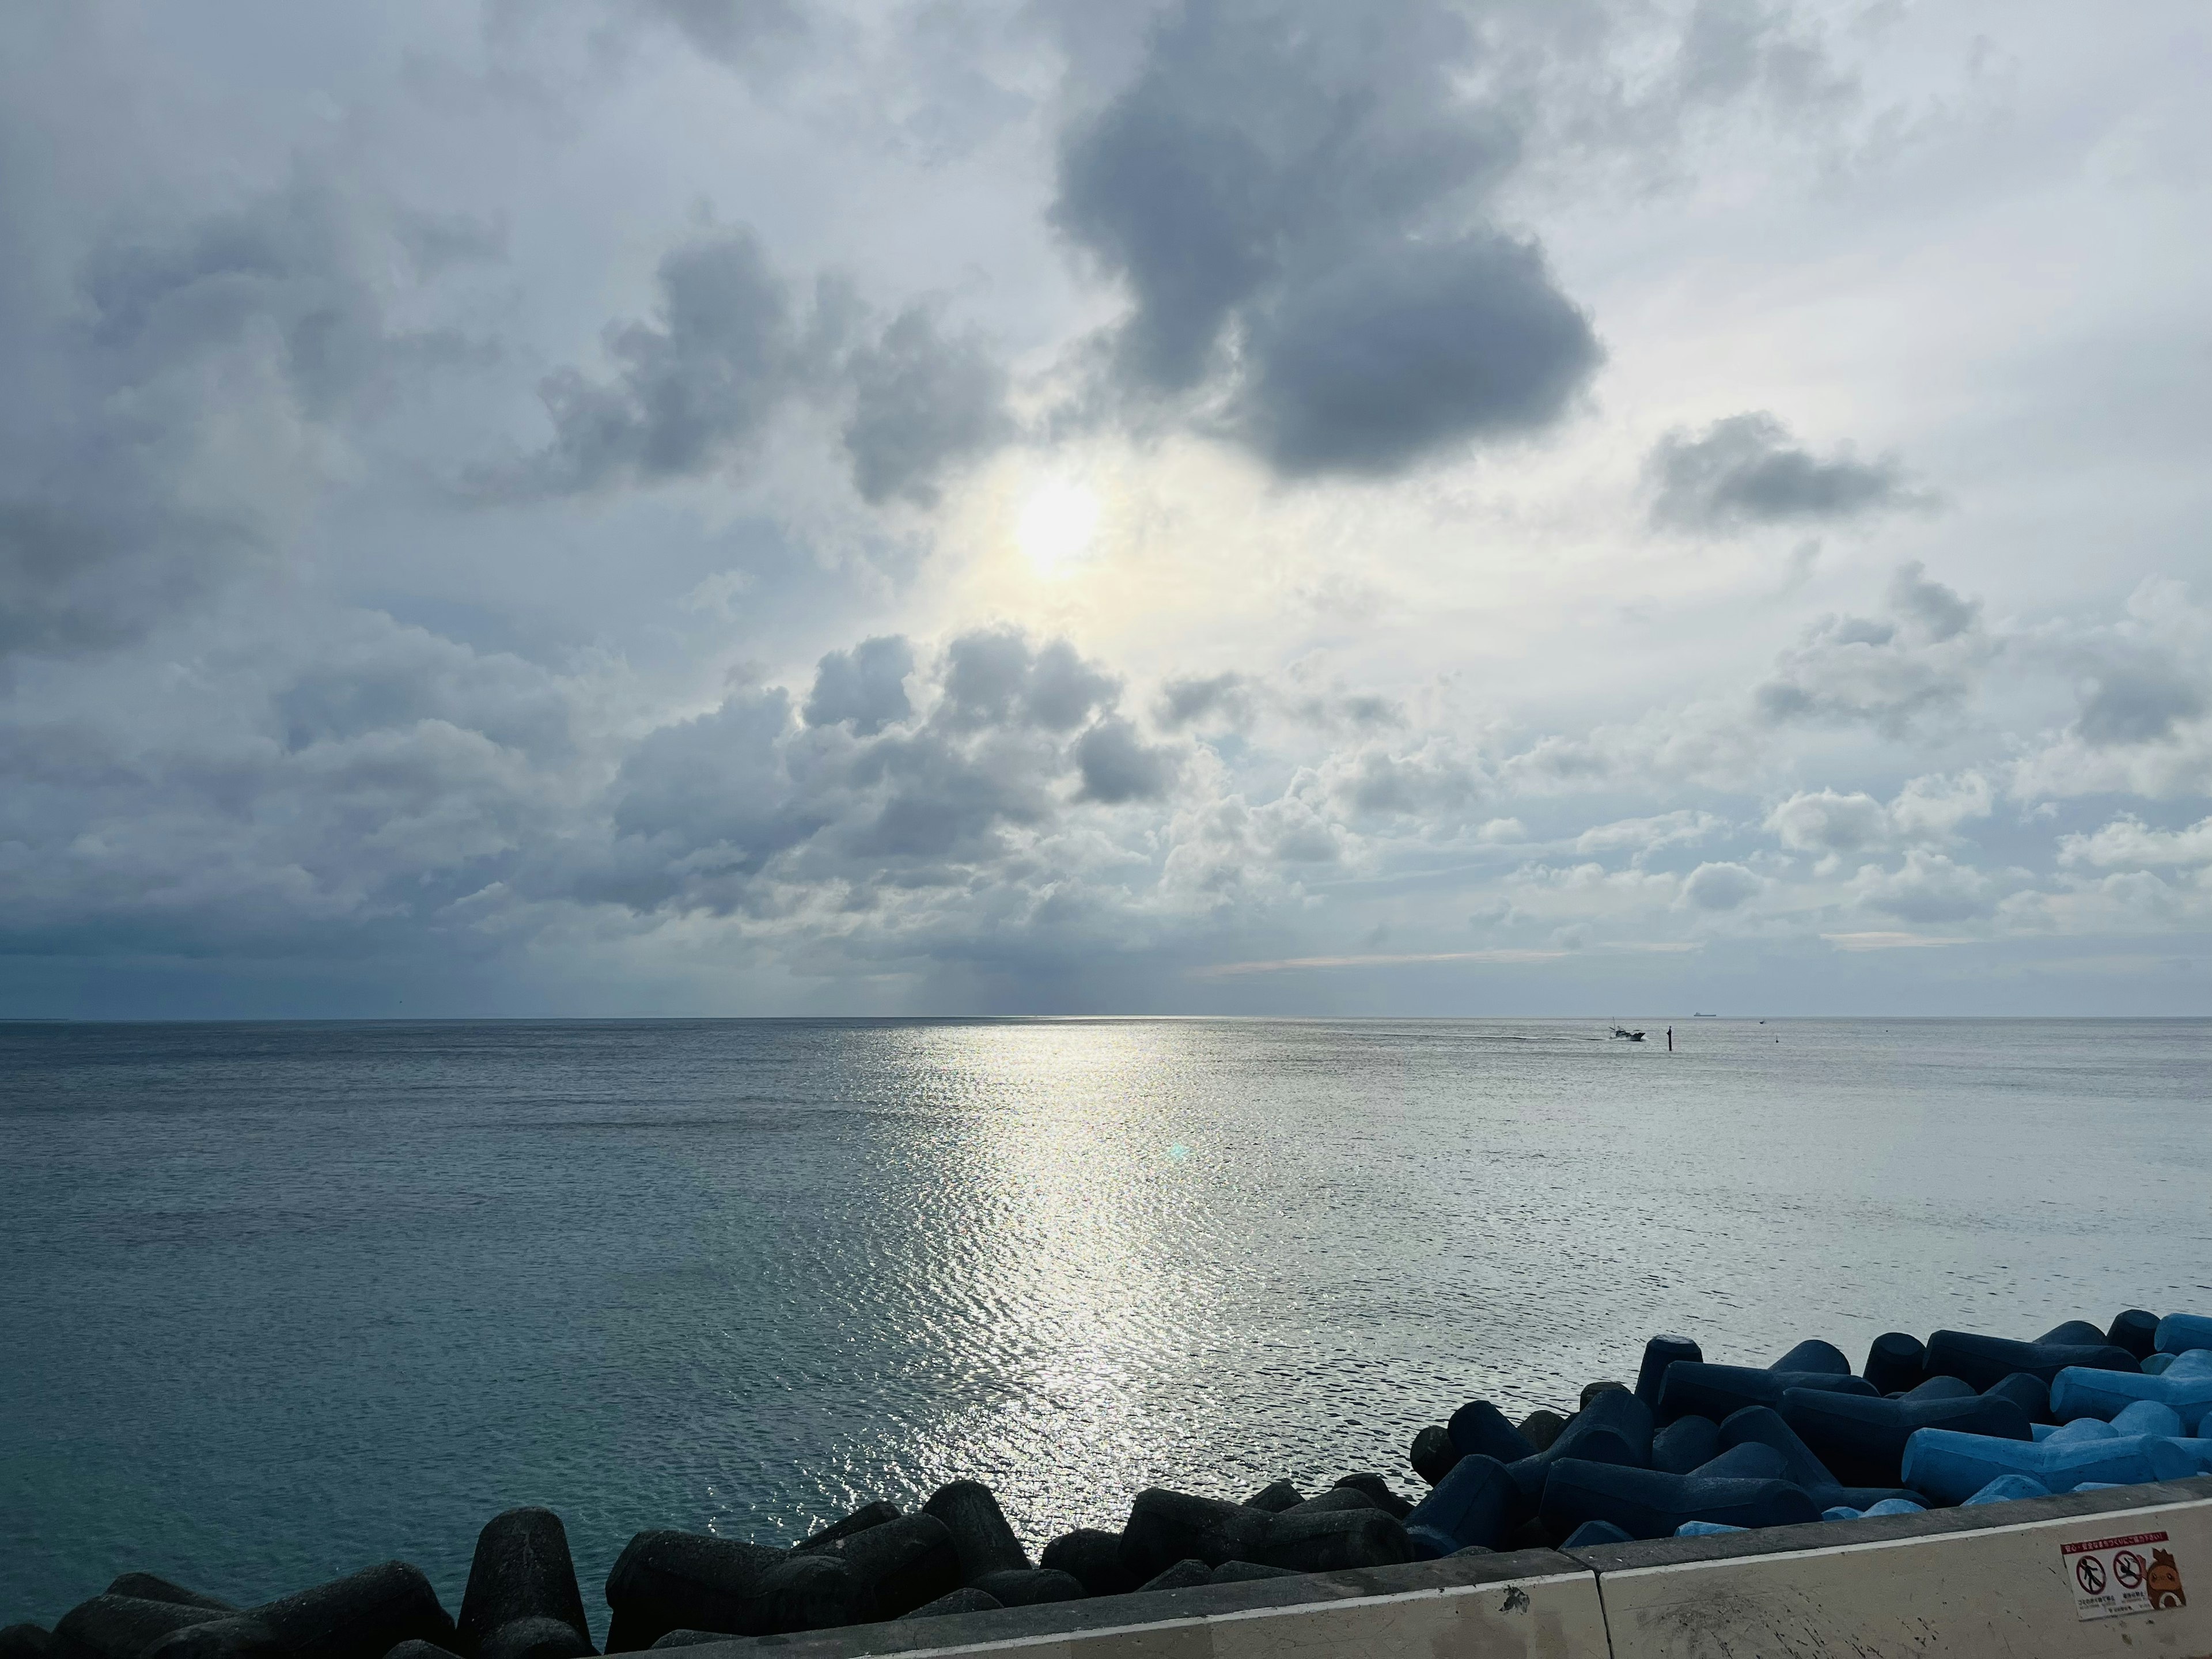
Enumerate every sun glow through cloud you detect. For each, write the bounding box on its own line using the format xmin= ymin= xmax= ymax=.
xmin=1016 ymin=476 xmax=1103 ymax=576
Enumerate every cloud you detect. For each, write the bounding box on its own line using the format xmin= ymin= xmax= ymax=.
xmin=1191 ymin=947 xmax=1570 ymax=977
xmin=1821 ymin=931 xmax=1974 ymax=952
xmin=6 ymin=5 xmax=2211 ymax=1018
xmin=559 ymin=625 xmax=1169 ymax=921
xmin=393 ymin=207 xmax=508 ymax=278
xmin=802 ymin=635 xmax=914 ymax=737
xmin=2005 ymin=581 xmax=2212 ymax=801
xmin=1154 ymin=672 xmax=1253 ymax=730
xmin=639 ymin=0 xmax=809 ymax=67
xmin=1766 ymin=789 xmax=1887 ymax=853
xmin=1673 ymin=0 xmax=1857 ymax=111
xmin=940 ymin=632 xmax=1116 ymax=732
xmin=1888 ymin=772 xmax=1994 ymax=841
xmin=0 ymin=607 xmax=592 ymax=947
xmin=1052 ymin=0 xmax=1599 ymax=477
xmin=0 ymin=498 xmax=254 ymax=659
xmin=0 ymin=174 xmax=464 ymax=660
xmin=514 ymin=230 xmax=821 ymax=494
xmin=1074 ymin=717 xmax=1179 ymax=804
xmin=1324 ymin=738 xmax=1482 ymax=821
xmin=2072 ymin=654 xmax=2206 ymax=748
xmin=1575 ymin=809 xmax=1729 ymax=857
xmin=1648 ymin=411 xmax=1921 ymax=531
xmin=842 ymin=307 xmax=1013 ymax=506
xmin=1754 ymin=563 xmax=1991 ymax=737
xmin=1766 ymin=772 xmax=1994 ymax=861
xmin=2058 ymin=815 xmax=2212 ymax=869
xmin=503 ymin=229 xmax=1008 ymax=506
xmin=1681 ymin=860 xmax=1761 ymax=910
xmin=1496 ymin=570 xmax=1996 ymax=801
xmin=82 ymin=188 xmax=374 ymax=414
xmin=1235 ymin=232 xmax=1602 ymax=476
xmin=1851 ymin=850 xmax=1998 ymax=923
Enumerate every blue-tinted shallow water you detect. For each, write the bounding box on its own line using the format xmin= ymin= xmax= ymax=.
xmin=2 ymin=1017 xmax=2207 ymax=1631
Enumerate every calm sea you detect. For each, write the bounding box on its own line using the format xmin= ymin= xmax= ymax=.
xmin=2 ymin=1018 xmax=2207 ymax=1630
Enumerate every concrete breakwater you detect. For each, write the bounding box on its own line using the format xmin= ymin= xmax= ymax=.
xmin=7 ymin=1309 xmax=2211 ymax=1659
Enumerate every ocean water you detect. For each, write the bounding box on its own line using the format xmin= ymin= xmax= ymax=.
xmin=2 ymin=1017 xmax=2207 ymax=1630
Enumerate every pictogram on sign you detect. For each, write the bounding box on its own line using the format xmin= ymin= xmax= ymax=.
xmin=2062 ymin=1531 xmax=2186 ymax=1621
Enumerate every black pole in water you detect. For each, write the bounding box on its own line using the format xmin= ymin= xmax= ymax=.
xmin=1667 ymin=1025 xmax=1673 ymax=1052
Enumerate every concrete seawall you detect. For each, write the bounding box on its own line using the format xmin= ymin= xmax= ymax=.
xmin=675 ymin=1475 xmax=2212 ymax=1658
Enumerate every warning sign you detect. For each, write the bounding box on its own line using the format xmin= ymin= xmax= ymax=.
xmin=2063 ymin=1531 xmax=2187 ymax=1620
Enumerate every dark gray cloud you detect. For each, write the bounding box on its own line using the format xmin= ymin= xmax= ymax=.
xmin=1237 ymin=232 xmax=1600 ymax=475
xmin=940 ymin=631 xmax=1116 ymax=732
xmin=519 ymin=230 xmax=820 ymax=494
xmin=1155 ymin=671 xmax=1252 ymax=730
xmin=506 ymin=229 xmax=1010 ymax=506
xmin=803 ymin=635 xmax=915 ymax=736
xmin=0 ymin=174 xmax=475 ymax=661
xmin=1075 ymin=717 xmax=1177 ymax=803
xmin=274 ymin=613 xmax=579 ymax=757
xmin=1755 ymin=564 xmax=1990 ymax=737
xmin=1052 ymin=0 xmax=1599 ymax=476
xmin=1649 ymin=411 xmax=1919 ymax=531
xmin=577 ymin=627 xmax=1153 ymax=914
xmin=600 ymin=688 xmax=821 ymax=897
xmin=0 ymin=497 xmax=251 ymax=658
xmin=2073 ymin=655 xmax=2206 ymax=748
xmin=843 ymin=308 xmax=1013 ymax=506
xmin=1328 ymin=742 xmax=1481 ymax=819
xmin=1682 ymin=860 xmax=1759 ymax=910
xmin=1889 ymin=560 xmax=1978 ymax=641
xmin=395 ymin=207 xmax=509 ymax=278
xmin=80 ymin=179 xmax=391 ymax=417
xmin=637 ymin=0 xmax=809 ymax=67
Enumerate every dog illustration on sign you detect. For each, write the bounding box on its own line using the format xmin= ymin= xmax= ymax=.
xmin=2146 ymin=1548 xmax=2186 ymax=1610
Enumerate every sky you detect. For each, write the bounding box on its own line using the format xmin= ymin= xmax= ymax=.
xmin=2 ymin=0 xmax=2208 ymax=1018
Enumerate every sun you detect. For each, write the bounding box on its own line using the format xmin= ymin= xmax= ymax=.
xmin=1015 ymin=475 xmax=1102 ymax=577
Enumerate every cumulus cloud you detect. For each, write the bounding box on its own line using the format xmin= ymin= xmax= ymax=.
xmin=843 ymin=308 xmax=1013 ymax=506
xmin=940 ymin=632 xmax=1116 ymax=732
xmin=1766 ymin=774 xmax=1990 ymax=857
xmin=1851 ymin=850 xmax=1999 ymax=923
xmin=1766 ymin=789 xmax=1888 ymax=854
xmin=513 ymin=230 xmax=825 ymax=494
xmin=1155 ymin=672 xmax=1253 ymax=730
xmin=2057 ymin=816 xmax=2212 ymax=869
xmin=2006 ymin=581 xmax=2212 ymax=802
xmin=2071 ymin=653 xmax=2206 ymax=748
xmin=0 ymin=174 xmax=475 ymax=660
xmin=1888 ymin=772 xmax=1995 ymax=840
xmin=1324 ymin=738 xmax=1483 ymax=821
xmin=1681 ymin=861 xmax=1761 ymax=910
xmin=0 ymin=607 xmax=592 ymax=948
xmin=502 ymin=228 xmax=1010 ymax=506
xmin=1052 ymin=0 xmax=1600 ymax=476
xmin=803 ymin=635 xmax=914 ymax=736
xmin=1755 ymin=563 xmax=1990 ymax=736
xmin=1575 ymin=810 xmax=1729 ymax=857
xmin=1647 ymin=411 xmax=1922 ymax=531
xmin=1074 ymin=717 xmax=1179 ymax=804
xmin=556 ymin=626 xmax=1180 ymax=921
xmin=639 ymin=0 xmax=809 ymax=67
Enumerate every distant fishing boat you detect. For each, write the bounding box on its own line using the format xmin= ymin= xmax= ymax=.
xmin=1610 ymin=1025 xmax=1646 ymax=1041
xmin=1692 ymin=1012 xmax=1717 ymax=1018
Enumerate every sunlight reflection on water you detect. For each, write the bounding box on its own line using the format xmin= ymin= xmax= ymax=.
xmin=2 ymin=1016 xmax=2207 ymax=1630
